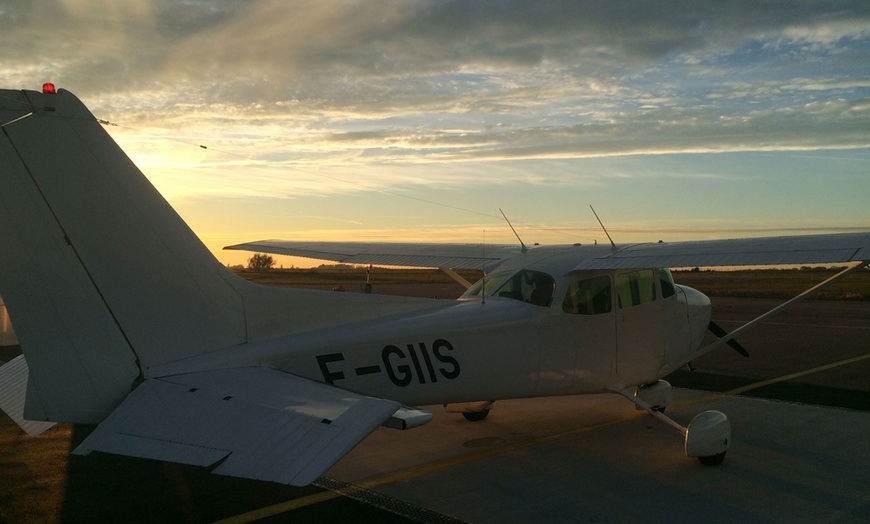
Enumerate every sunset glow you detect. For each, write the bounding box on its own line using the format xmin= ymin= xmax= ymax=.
xmin=2 ymin=2 xmax=868 ymax=267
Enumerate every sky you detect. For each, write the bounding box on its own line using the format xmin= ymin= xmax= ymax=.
xmin=1 ymin=1 xmax=869 ymax=267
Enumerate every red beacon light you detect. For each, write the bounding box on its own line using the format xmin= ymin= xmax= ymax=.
xmin=42 ymin=82 xmax=57 ymax=94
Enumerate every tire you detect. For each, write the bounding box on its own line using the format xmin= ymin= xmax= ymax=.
xmin=698 ymin=452 xmax=726 ymax=466
xmin=462 ymin=409 xmax=490 ymax=422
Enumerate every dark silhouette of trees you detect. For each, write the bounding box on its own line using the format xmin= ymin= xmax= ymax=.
xmin=247 ymin=253 xmax=275 ymax=271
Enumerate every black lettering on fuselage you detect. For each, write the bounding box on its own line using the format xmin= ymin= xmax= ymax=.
xmin=418 ymin=342 xmax=438 ymax=383
xmin=317 ymin=339 xmax=461 ymax=387
xmin=433 ymin=338 xmax=460 ymax=379
xmin=406 ymin=343 xmax=426 ymax=384
xmin=383 ymin=345 xmax=413 ymax=386
xmin=316 ymin=353 xmax=345 ymax=385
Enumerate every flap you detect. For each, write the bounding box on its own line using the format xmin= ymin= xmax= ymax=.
xmin=72 ymin=367 xmax=402 ymax=486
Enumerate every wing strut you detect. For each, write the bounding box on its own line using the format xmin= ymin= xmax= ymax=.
xmin=439 ymin=267 xmax=473 ymax=289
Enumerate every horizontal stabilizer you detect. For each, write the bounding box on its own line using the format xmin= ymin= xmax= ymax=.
xmin=73 ymin=367 xmax=401 ymax=486
xmin=0 ymin=355 xmax=57 ymax=436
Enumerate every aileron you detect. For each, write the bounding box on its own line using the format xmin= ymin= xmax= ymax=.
xmin=575 ymin=233 xmax=870 ymax=270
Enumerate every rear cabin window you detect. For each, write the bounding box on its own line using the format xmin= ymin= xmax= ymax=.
xmin=616 ymin=270 xmax=657 ymax=309
xmin=562 ymin=275 xmax=612 ymax=315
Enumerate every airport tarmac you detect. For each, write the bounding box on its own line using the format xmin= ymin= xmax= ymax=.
xmin=327 ymin=390 xmax=870 ymax=524
xmin=0 ymin=296 xmax=868 ymax=523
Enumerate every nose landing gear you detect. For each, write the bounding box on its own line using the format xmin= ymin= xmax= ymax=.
xmin=613 ymin=380 xmax=730 ymax=466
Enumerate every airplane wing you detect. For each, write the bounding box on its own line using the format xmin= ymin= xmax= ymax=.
xmin=224 ymin=240 xmax=520 ymax=270
xmin=227 ymin=233 xmax=870 ymax=271
xmin=573 ymin=232 xmax=870 ymax=270
xmin=72 ymin=367 xmax=410 ymax=486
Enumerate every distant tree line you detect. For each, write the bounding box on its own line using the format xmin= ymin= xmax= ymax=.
xmin=247 ymin=253 xmax=275 ymax=271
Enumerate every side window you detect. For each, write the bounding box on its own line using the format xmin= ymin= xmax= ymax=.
xmin=562 ymin=275 xmax=612 ymax=315
xmin=495 ymin=270 xmax=555 ymax=307
xmin=616 ymin=270 xmax=657 ymax=309
xmin=658 ymin=268 xmax=676 ymax=299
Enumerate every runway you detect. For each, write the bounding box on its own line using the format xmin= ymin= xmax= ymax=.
xmin=1 ymin=297 xmax=868 ymax=523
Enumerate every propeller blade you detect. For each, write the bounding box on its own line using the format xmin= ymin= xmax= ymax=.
xmin=708 ymin=320 xmax=749 ymax=358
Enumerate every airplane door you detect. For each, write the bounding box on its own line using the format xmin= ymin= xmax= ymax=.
xmin=556 ymin=274 xmax=617 ymax=394
xmin=615 ymin=269 xmax=666 ymax=385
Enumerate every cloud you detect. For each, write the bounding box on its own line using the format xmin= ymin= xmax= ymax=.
xmin=2 ymin=0 xmax=869 ymax=195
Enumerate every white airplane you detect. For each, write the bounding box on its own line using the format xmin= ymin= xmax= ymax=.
xmin=0 ymin=86 xmax=868 ymax=486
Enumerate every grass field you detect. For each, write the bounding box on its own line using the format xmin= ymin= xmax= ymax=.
xmin=672 ymin=267 xmax=870 ymax=300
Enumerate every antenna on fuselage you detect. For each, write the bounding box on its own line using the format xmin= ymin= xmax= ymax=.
xmin=499 ymin=208 xmax=528 ymax=254
xmin=590 ymin=205 xmax=616 ymax=251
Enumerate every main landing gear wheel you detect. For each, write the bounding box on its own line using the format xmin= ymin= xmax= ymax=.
xmin=445 ymin=401 xmax=495 ymax=421
xmin=462 ymin=409 xmax=490 ymax=422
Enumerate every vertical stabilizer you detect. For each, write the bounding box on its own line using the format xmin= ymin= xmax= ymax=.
xmin=0 ymin=88 xmax=247 ymax=422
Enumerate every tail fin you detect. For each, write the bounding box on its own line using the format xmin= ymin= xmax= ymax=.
xmin=0 ymin=88 xmax=247 ymax=422
xmin=0 ymin=88 xmax=439 ymax=426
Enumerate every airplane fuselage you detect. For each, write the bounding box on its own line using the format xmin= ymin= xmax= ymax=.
xmin=152 ymin=261 xmax=713 ymax=408
xmin=277 ymin=282 xmax=711 ymax=406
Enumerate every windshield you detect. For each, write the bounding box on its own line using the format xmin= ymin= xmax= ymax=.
xmin=462 ymin=269 xmax=556 ymax=307
xmin=460 ymin=270 xmax=513 ymax=299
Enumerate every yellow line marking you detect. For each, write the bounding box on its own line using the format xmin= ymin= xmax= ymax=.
xmin=673 ymin=352 xmax=870 ymax=410
xmin=214 ymin=351 xmax=870 ymax=523
xmin=211 ymin=491 xmax=343 ymax=524
xmin=211 ymin=414 xmax=647 ymax=524
xmin=358 ymin=413 xmax=648 ymax=490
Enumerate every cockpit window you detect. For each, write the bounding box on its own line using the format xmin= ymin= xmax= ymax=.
xmin=562 ymin=275 xmax=612 ymax=315
xmin=659 ymin=268 xmax=676 ymax=298
xmin=463 ymin=269 xmax=555 ymax=307
xmin=562 ymin=275 xmax=613 ymax=315
xmin=495 ymin=269 xmax=555 ymax=307
xmin=460 ymin=270 xmax=513 ymax=299
xmin=616 ymin=269 xmax=657 ymax=309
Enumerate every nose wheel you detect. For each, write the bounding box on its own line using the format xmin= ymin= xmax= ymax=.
xmin=698 ymin=452 xmax=727 ymax=466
